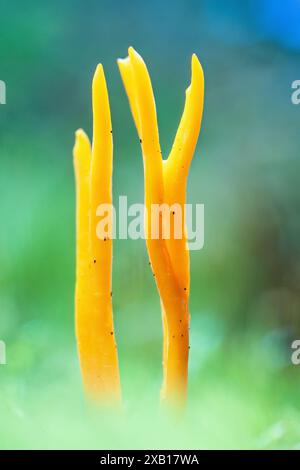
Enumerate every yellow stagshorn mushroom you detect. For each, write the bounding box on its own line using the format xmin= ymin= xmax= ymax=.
xmin=118 ymin=47 xmax=204 ymax=407
xmin=73 ymin=65 xmax=121 ymax=403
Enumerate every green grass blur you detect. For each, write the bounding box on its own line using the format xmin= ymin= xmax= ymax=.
xmin=0 ymin=0 xmax=300 ymax=449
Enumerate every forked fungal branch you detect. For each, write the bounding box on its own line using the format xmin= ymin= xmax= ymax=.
xmin=118 ymin=47 xmax=204 ymax=407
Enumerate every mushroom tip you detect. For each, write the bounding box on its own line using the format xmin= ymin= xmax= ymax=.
xmin=93 ymin=63 xmax=105 ymax=83
xmin=190 ymin=54 xmax=204 ymax=90
xmin=128 ymin=46 xmax=142 ymax=62
xmin=191 ymin=53 xmax=200 ymax=69
xmin=75 ymin=128 xmax=84 ymax=138
xmin=191 ymin=53 xmax=203 ymax=76
xmin=95 ymin=62 xmax=104 ymax=73
xmin=117 ymin=56 xmax=129 ymax=67
xmin=73 ymin=129 xmax=91 ymax=156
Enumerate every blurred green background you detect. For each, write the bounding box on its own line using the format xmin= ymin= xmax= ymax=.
xmin=1 ymin=0 xmax=300 ymax=449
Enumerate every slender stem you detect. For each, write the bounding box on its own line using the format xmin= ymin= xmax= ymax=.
xmin=73 ymin=65 xmax=121 ymax=404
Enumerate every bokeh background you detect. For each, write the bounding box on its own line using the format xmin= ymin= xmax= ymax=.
xmin=1 ymin=0 xmax=300 ymax=449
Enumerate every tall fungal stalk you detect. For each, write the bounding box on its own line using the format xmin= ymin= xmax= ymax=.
xmin=118 ymin=47 xmax=204 ymax=408
xmin=73 ymin=65 xmax=121 ymax=404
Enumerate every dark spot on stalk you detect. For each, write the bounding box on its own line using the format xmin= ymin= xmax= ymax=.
xmin=139 ymin=138 xmax=142 ymax=144
xmin=93 ymin=259 xmax=96 ymax=264
xmin=110 ymin=331 xmax=113 ymax=335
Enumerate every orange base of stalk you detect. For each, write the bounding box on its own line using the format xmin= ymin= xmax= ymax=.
xmin=75 ymin=291 xmax=121 ymax=404
xmin=160 ymin=302 xmax=190 ymax=410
